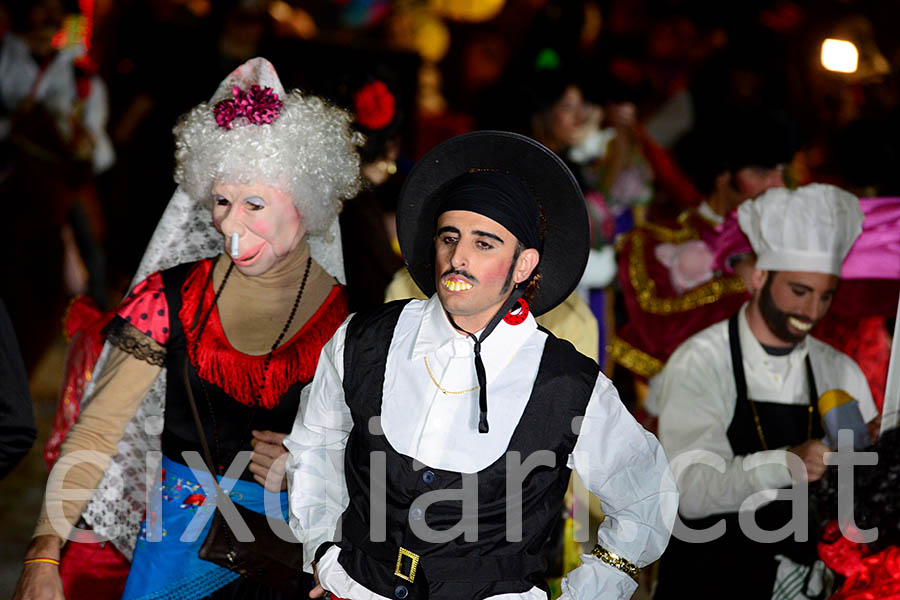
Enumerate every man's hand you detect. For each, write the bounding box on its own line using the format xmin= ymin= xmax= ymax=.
xmin=867 ymin=415 xmax=882 ymax=444
xmin=249 ymin=430 xmax=288 ymax=492
xmin=13 ymin=535 xmax=65 ymax=600
xmin=788 ymin=439 xmax=829 ymax=482
xmin=309 ymin=563 xmax=326 ymax=598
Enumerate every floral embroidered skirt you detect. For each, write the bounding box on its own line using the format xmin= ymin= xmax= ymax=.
xmin=121 ymin=455 xmax=293 ymax=600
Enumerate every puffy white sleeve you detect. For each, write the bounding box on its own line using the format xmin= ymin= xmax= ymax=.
xmin=284 ymin=317 xmax=354 ymax=573
xmin=656 ymin=341 xmax=794 ymax=519
xmin=559 ymin=374 xmax=678 ymax=599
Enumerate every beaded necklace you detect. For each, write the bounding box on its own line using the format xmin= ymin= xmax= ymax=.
xmin=189 ymin=257 xmax=312 ymax=473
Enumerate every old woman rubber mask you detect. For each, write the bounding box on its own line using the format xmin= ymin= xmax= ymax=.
xmin=211 ymin=182 xmax=305 ymax=276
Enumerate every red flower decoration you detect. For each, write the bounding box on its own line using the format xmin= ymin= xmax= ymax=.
xmin=214 ymin=85 xmax=283 ymax=130
xmin=354 ymin=80 xmax=395 ymax=130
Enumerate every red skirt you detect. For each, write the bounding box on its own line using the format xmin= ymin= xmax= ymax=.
xmin=59 ymin=532 xmax=130 ymax=600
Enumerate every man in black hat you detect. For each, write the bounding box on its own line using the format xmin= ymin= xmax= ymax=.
xmin=284 ymin=131 xmax=677 ymax=600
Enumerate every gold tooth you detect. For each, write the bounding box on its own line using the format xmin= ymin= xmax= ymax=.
xmin=444 ymin=280 xmax=472 ymax=291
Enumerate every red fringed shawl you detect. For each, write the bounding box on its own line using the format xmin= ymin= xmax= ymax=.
xmin=179 ymin=259 xmax=347 ymax=409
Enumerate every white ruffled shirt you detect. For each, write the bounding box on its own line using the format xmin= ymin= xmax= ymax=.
xmin=285 ymin=295 xmax=677 ymax=599
xmin=652 ymin=303 xmax=877 ymax=519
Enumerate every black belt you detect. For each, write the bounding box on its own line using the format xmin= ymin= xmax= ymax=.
xmin=340 ymin=538 xmax=545 ymax=584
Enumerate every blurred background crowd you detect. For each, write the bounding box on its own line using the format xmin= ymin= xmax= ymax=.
xmin=1 ymin=0 xmax=898 ymax=596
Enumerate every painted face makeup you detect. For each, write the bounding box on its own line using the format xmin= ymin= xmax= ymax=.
xmin=434 ymin=210 xmax=533 ymax=332
xmin=211 ymin=182 xmax=306 ymax=276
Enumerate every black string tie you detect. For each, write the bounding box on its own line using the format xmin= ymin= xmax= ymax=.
xmin=446 ymin=283 xmax=527 ymax=434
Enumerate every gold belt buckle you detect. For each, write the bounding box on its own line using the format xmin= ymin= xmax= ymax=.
xmin=394 ymin=547 xmax=419 ymax=583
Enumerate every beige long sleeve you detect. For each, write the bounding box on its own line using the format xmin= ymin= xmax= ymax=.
xmin=34 ymin=346 xmax=161 ymax=541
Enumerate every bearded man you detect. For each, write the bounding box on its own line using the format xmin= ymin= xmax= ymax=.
xmin=285 ymin=131 xmax=677 ymax=600
xmin=652 ymin=184 xmax=878 ymax=598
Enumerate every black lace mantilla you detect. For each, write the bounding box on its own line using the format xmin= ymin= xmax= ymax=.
xmin=104 ymin=316 xmax=167 ymax=367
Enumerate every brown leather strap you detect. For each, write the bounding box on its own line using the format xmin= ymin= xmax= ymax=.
xmin=182 ymin=357 xmax=216 ymax=473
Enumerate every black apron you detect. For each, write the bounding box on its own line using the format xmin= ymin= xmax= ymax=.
xmin=655 ymin=314 xmax=823 ymax=599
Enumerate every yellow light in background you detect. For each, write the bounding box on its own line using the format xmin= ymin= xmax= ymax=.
xmin=269 ymin=1 xmax=292 ymax=22
xmin=429 ymin=0 xmax=505 ymax=23
xmin=414 ymin=15 xmax=450 ymax=63
xmin=268 ymin=1 xmax=316 ymax=39
xmin=185 ymin=0 xmax=211 ymax=18
xmin=821 ymin=38 xmax=858 ymax=73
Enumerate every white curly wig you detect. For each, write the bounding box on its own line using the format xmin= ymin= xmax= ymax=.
xmin=173 ymin=62 xmax=364 ymax=235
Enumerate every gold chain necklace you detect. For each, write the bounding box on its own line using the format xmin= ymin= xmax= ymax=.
xmin=423 ymin=356 xmax=480 ymax=395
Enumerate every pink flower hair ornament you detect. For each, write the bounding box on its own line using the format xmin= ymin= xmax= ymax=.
xmin=214 ymin=85 xmax=284 ymax=130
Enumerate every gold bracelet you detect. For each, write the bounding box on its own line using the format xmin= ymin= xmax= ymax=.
xmin=591 ymin=545 xmax=641 ymax=581
xmin=24 ymin=557 xmax=60 ymax=566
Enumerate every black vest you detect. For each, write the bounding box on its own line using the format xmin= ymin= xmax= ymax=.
xmin=330 ymin=300 xmax=598 ymax=600
xmin=655 ymin=314 xmax=824 ymax=599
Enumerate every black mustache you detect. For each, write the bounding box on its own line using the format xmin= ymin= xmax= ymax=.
xmin=441 ymin=268 xmax=478 ymax=283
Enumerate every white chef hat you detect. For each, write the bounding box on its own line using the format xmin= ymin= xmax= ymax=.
xmin=737 ymin=183 xmax=864 ymax=276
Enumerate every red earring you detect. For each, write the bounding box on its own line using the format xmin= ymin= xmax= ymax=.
xmin=503 ymin=298 xmax=529 ymax=325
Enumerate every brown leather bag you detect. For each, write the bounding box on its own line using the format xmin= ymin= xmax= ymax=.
xmin=183 ymin=359 xmax=306 ymax=595
xmin=197 ymin=503 xmax=307 ymax=594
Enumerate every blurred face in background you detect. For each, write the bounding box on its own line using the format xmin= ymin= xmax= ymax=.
xmin=734 ymin=164 xmax=785 ymax=199
xmin=715 ymin=164 xmax=785 ymax=215
xmin=24 ymin=0 xmax=64 ymax=56
xmin=535 ymin=85 xmax=596 ymax=152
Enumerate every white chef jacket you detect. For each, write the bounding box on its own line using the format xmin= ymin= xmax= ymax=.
xmin=285 ymin=295 xmax=677 ymax=600
xmin=654 ymin=303 xmax=876 ymax=519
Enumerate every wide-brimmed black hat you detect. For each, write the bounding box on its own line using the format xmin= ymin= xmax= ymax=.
xmin=397 ymin=130 xmax=588 ymax=316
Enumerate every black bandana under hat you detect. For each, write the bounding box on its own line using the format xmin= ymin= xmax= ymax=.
xmin=436 ymin=171 xmax=542 ymax=252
